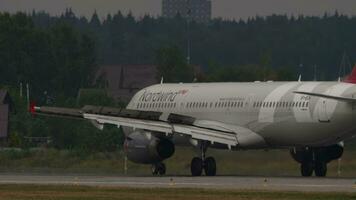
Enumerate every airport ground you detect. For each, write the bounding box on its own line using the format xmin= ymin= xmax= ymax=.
xmin=0 ymin=147 xmax=355 ymax=177
xmin=0 ymin=147 xmax=356 ymax=199
xmin=0 ymin=184 xmax=355 ymax=200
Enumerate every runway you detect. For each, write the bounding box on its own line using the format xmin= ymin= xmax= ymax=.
xmin=0 ymin=174 xmax=355 ymax=192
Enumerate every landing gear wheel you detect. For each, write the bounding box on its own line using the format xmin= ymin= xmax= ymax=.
xmin=191 ymin=157 xmax=203 ymax=176
xmin=152 ymin=163 xmax=166 ymax=176
xmin=301 ymin=162 xmax=314 ymax=177
xmin=314 ymin=162 xmax=327 ymax=177
xmin=204 ymin=157 xmax=216 ymax=176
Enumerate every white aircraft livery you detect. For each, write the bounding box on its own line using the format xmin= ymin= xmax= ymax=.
xmin=33 ymin=68 xmax=356 ymax=177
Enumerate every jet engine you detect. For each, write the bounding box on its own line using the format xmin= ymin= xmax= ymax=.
xmin=290 ymin=143 xmax=344 ymax=164
xmin=123 ymin=131 xmax=175 ymax=164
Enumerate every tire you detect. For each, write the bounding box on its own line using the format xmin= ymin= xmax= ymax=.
xmin=152 ymin=165 xmax=158 ymax=175
xmin=315 ymin=162 xmax=327 ymax=177
xmin=158 ymin=163 xmax=166 ymax=175
xmin=204 ymin=157 xmax=216 ymax=176
xmin=301 ymin=162 xmax=313 ymax=177
xmin=152 ymin=163 xmax=166 ymax=176
xmin=191 ymin=157 xmax=203 ymax=176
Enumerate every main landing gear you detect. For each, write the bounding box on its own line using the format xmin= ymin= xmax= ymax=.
xmin=152 ymin=162 xmax=166 ymax=175
xmin=301 ymin=161 xmax=327 ymax=177
xmin=190 ymin=142 xmax=217 ymax=176
xmin=290 ymin=147 xmax=337 ymax=177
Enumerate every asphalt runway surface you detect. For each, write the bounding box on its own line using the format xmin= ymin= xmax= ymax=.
xmin=0 ymin=174 xmax=355 ymax=192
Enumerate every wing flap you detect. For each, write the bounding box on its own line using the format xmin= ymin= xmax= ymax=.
xmin=34 ymin=105 xmax=241 ymax=147
xmin=84 ymin=113 xmax=238 ymax=146
xmin=84 ymin=113 xmax=173 ymax=134
xmin=172 ymin=124 xmax=238 ymax=147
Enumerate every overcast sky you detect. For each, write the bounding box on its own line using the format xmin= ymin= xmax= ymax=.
xmin=1 ymin=0 xmax=355 ymax=20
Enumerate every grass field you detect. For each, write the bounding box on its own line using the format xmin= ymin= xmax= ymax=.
xmin=0 ymin=184 xmax=354 ymax=200
xmin=0 ymin=146 xmax=355 ymax=177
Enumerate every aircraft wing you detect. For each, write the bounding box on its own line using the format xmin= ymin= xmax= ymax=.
xmin=293 ymin=91 xmax=356 ymax=102
xmin=33 ymin=105 xmax=238 ymax=148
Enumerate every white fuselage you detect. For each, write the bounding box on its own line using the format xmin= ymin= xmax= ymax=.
xmin=126 ymin=81 xmax=356 ymax=149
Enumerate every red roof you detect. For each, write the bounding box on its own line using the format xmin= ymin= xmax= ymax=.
xmin=95 ymin=65 xmax=158 ymax=101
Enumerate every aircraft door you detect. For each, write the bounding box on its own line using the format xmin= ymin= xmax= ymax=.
xmin=317 ymin=99 xmax=330 ymax=122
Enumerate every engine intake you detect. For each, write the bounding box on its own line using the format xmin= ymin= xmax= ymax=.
xmin=124 ymin=131 xmax=175 ymax=164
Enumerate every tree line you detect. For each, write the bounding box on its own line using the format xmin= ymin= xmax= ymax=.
xmin=32 ymin=9 xmax=356 ymax=81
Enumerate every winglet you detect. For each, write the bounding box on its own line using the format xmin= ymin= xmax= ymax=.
xmin=344 ymin=65 xmax=356 ymax=84
xmin=29 ymin=101 xmax=36 ymax=114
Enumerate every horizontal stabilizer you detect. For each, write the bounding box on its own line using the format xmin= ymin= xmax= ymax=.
xmin=293 ymin=91 xmax=356 ymax=102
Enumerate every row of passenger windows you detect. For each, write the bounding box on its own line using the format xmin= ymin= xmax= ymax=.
xmin=137 ymin=102 xmax=177 ymax=109
xmin=186 ymin=101 xmax=245 ymax=108
xmin=136 ymin=101 xmax=309 ymax=110
xmin=253 ymin=101 xmax=309 ymax=108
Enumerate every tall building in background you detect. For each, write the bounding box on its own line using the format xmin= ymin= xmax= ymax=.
xmin=162 ymin=0 xmax=212 ymax=23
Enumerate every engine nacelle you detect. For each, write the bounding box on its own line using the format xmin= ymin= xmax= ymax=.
xmin=124 ymin=131 xmax=175 ymax=164
xmin=290 ymin=144 xmax=344 ymax=164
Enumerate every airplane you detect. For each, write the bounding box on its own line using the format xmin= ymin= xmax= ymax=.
xmin=32 ymin=67 xmax=356 ymax=177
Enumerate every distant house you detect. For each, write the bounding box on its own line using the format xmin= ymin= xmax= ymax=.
xmin=0 ymin=90 xmax=12 ymax=139
xmin=95 ymin=65 xmax=158 ymax=102
xmin=94 ymin=65 xmax=204 ymax=102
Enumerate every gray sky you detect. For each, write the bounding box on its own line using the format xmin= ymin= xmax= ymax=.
xmin=1 ymin=0 xmax=355 ymax=20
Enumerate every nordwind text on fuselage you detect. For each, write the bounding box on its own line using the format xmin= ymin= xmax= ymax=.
xmin=139 ymin=90 xmax=188 ymax=102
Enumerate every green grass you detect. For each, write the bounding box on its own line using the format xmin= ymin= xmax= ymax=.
xmin=0 ymin=184 xmax=354 ymax=200
xmin=0 ymin=147 xmax=355 ymax=177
